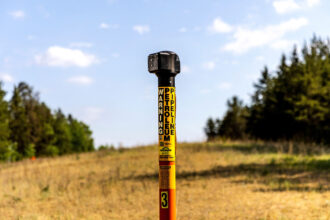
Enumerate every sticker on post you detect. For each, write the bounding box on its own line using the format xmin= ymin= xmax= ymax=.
xmin=161 ymin=191 xmax=168 ymax=209
xmin=158 ymin=87 xmax=176 ymax=161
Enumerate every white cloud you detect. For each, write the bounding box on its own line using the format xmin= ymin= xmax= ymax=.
xmin=99 ymin=23 xmax=119 ymax=29
xmin=69 ymin=42 xmax=93 ymax=48
xmin=0 ymin=73 xmax=14 ymax=83
xmin=82 ymin=107 xmax=104 ymax=123
xmin=133 ymin=25 xmax=150 ymax=35
xmin=218 ymin=82 xmax=232 ymax=90
xmin=270 ymin=39 xmax=296 ymax=50
xmin=203 ymin=61 xmax=215 ymax=70
xmin=9 ymin=10 xmax=25 ymax=19
xmin=273 ymin=0 xmax=300 ymax=14
xmin=223 ymin=17 xmax=308 ymax=54
xmin=67 ymin=76 xmax=93 ymax=85
xmin=179 ymin=27 xmax=187 ymax=33
xmin=99 ymin=22 xmax=109 ymax=29
xmin=181 ymin=65 xmax=190 ymax=73
xmin=209 ymin=17 xmax=233 ymax=33
xmin=306 ymin=0 xmax=320 ymax=7
xmin=35 ymin=46 xmax=98 ymax=67
xmin=273 ymin=0 xmax=321 ymax=14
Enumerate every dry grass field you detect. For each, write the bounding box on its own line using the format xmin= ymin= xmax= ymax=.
xmin=0 ymin=141 xmax=329 ymax=220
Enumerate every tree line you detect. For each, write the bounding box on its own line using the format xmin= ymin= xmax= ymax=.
xmin=0 ymin=82 xmax=94 ymax=161
xmin=205 ymin=36 xmax=330 ymax=145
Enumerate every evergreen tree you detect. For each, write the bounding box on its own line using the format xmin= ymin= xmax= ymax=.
xmin=53 ymin=109 xmax=72 ymax=155
xmin=9 ymin=86 xmax=30 ymax=158
xmin=218 ymin=96 xmax=248 ymax=139
xmin=0 ymin=83 xmax=14 ymax=161
xmin=0 ymin=81 xmax=95 ymax=161
xmin=17 ymin=82 xmax=40 ymax=155
xmin=68 ymin=115 xmax=94 ymax=152
xmin=207 ymin=36 xmax=330 ymax=144
xmin=35 ymin=102 xmax=57 ymax=156
xmin=204 ymin=118 xmax=217 ymax=141
xmin=247 ymin=66 xmax=272 ymax=138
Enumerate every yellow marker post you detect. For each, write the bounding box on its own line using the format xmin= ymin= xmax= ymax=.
xmin=148 ymin=51 xmax=180 ymax=220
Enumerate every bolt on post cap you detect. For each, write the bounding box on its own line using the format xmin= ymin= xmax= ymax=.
xmin=148 ymin=51 xmax=180 ymax=76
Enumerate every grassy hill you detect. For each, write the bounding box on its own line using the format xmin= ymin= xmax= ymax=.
xmin=0 ymin=141 xmax=329 ymax=220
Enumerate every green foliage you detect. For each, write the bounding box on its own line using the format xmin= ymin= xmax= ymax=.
xmin=68 ymin=115 xmax=94 ymax=153
xmin=218 ymin=96 xmax=249 ymax=139
xmin=204 ymin=118 xmax=217 ymax=141
xmin=205 ymin=36 xmax=330 ymax=144
xmin=0 ymin=82 xmax=12 ymax=161
xmin=9 ymin=86 xmax=30 ymax=158
xmin=44 ymin=145 xmax=59 ymax=157
xmin=0 ymin=142 xmax=18 ymax=161
xmin=205 ymin=96 xmax=249 ymax=140
xmin=0 ymin=81 xmax=95 ymax=161
xmin=24 ymin=143 xmax=35 ymax=158
xmin=98 ymin=144 xmax=115 ymax=151
xmin=53 ymin=109 xmax=73 ymax=155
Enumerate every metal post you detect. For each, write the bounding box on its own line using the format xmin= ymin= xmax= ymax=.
xmin=148 ymin=51 xmax=180 ymax=220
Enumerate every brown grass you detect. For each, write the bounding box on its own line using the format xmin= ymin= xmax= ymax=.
xmin=0 ymin=141 xmax=329 ymax=220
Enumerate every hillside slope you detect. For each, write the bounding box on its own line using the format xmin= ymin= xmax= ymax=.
xmin=0 ymin=142 xmax=329 ymax=219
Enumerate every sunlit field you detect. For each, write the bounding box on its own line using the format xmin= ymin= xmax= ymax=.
xmin=0 ymin=141 xmax=329 ymax=220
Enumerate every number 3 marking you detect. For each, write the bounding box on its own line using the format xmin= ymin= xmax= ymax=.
xmin=161 ymin=191 xmax=168 ymax=208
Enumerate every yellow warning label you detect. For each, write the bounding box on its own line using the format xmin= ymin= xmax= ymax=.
xmin=159 ymin=165 xmax=176 ymax=189
xmin=158 ymin=87 xmax=176 ymax=161
xmin=161 ymin=191 xmax=168 ymax=209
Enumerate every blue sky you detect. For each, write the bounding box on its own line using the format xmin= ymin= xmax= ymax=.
xmin=0 ymin=0 xmax=329 ymax=147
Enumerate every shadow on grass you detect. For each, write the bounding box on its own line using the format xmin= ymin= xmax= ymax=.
xmin=184 ymin=142 xmax=329 ymax=155
xmin=126 ymin=158 xmax=330 ymax=192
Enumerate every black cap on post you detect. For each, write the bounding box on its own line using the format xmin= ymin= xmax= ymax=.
xmin=148 ymin=51 xmax=180 ymax=87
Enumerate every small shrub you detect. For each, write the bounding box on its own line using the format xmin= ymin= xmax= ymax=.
xmin=44 ymin=145 xmax=59 ymax=157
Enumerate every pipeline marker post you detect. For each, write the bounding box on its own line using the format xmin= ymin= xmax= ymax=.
xmin=148 ymin=51 xmax=180 ymax=220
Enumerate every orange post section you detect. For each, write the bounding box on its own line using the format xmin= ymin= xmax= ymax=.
xmin=159 ymin=188 xmax=176 ymax=219
xmin=159 ymin=161 xmax=176 ymax=220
